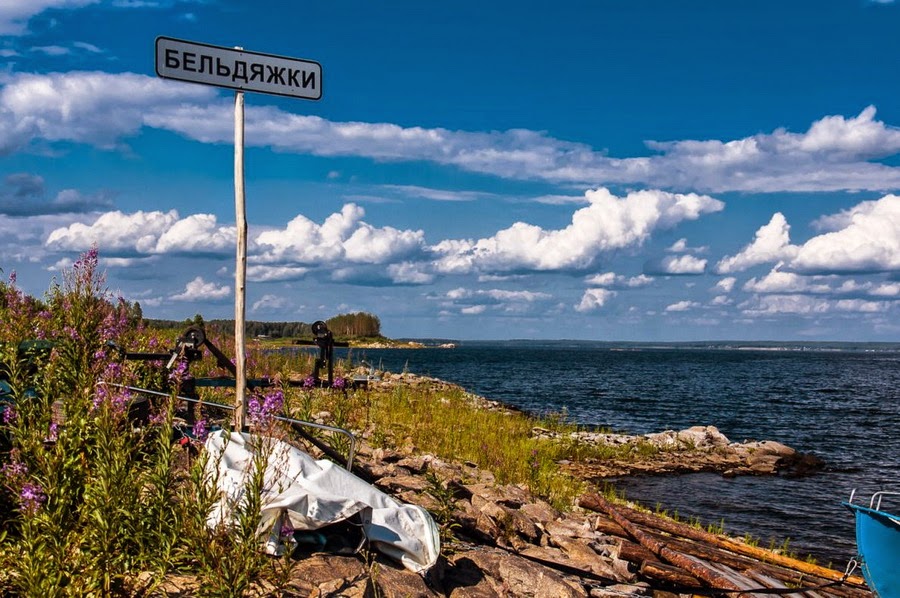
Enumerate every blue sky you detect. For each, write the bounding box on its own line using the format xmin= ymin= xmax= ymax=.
xmin=1 ymin=0 xmax=899 ymax=341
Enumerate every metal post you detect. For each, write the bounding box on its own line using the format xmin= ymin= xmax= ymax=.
xmin=233 ymin=87 xmax=247 ymax=431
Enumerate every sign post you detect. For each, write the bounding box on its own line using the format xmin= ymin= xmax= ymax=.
xmin=233 ymin=86 xmax=247 ymax=430
xmin=156 ymin=37 xmax=322 ymax=431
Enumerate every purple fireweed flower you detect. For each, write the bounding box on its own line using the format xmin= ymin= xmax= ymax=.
xmin=302 ymin=375 xmax=316 ymax=389
xmin=280 ymin=517 xmax=295 ymax=537
xmin=92 ymin=385 xmax=130 ymax=415
xmin=34 ymin=310 xmax=52 ymax=339
xmin=7 ymin=271 xmax=16 ymax=285
xmin=100 ymin=303 xmax=129 ymax=341
xmin=20 ymin=483 xmax=46 ymax=515
xmin=92 ymin=385 xmax=109 ymax=411
xmin=248 ymin=389 xmax=284 ymax=425
xmin=149 ymin=408 xmax=168 ymax=425
xmin=263 ymin=389 xmax=284 ymax=414
xmin=168 ymin=359 xmax=192 ymax=384
xmin=111 ymin=388 xmax=131 ymax=414
xmin=103 ymin=361 xmax=123 ymax=380
xmin=1 ymin=406 xmax=15 ymax=425
xmin=247 ymin=395 xmax=261 ymax=413
xmin=45 ymin=422 xmax=59 ymax=443
xmin=192 ymin=418 xmax=209 ymax=441
xmin=332 ymin=377 xmax=347 ymax=390
xmin=2 ymin=459 xmax=27 ymax=481
xmin=73 ymin=246 xmax=99 ymax=274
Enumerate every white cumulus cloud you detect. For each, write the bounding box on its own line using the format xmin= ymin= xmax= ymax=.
xmin=45 ymin=209 xmax=234 ymax=255
xmin=716 ymin=213 xmax=797 ymax=274
xmin=0 ymin=71 xmax=216 ymax=155
xmin=790 ymin=195 xmax=900 ymax=274
xmin=246 ymin=265 xmax=309 ymax=282
xmin=715 ymin=277 xmax=737 ymax=293
xmin=387 ymin=262 xmax=435 ymax=285
xmin=740 ymin=294 xmax=891 ymax=315
xmin=743 ymin=270 xmax=831 ymax=294
xmin=4 ymin=73 xmax=900 ymax=193
xmin=717 ymin=195 xmax=900 ymax=276
xmin=433 ymin=188 xmax=723 ymax=274
xmin=870 ymin=282 xmax=900 ymax=297
xmin=584 ymin=272 xmax=654 ymax=288
xmin=170 ymin=276 xmax=230 ymax=302
xmin=576 ymin=288 xmax=616 ymax=312
xmin=439 ymin=286 xmax=552 ymax=315
xmin=665 ymin=300 xmax=700 ymax=312
xmin=255 ymin=203 xmax=425 ymax=266
xmin=251 ymin=294 xmax=289 ymax=312
xmin=654 ymin=254 xmax=708 ymax=275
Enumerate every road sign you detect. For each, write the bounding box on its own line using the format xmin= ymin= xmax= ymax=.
xmin=155 ymin=36 xmax=322 ymax=100
xmin=155 ymin=36 xmax=322 ymax=431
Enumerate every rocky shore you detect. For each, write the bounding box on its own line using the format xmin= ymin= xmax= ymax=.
xmin=376 ymin=372 xmax=825 ymax=480
xmin=182 ymin=435 xmax=861 ymax=597
xmin=160 ymin=372 xmax=859 ymax=597
xmin=539 ymin=424 xmax=826 ymax=479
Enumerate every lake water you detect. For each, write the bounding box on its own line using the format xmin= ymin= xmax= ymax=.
xmin=335 ymin=341 xmax=899 ymax=565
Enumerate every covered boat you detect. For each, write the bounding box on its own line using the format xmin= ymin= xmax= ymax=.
xmin=844 ymin=491 xmax=900 ymax=598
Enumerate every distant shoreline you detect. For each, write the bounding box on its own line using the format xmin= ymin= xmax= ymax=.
xmin=260 ymin=335 xmax=900 ymax=352
xmin=382 ymin=339 xmax=900 ymax=352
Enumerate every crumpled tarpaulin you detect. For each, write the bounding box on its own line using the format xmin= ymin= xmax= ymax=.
xmin=204 ymin=430 xmax=440 ymax=573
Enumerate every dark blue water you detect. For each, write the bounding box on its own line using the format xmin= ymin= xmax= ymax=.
xmin=343 ymin=342 xmax=899 ymax=565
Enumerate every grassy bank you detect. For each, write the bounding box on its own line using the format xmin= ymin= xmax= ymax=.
xmin=0 ymin=250 xmax=672 ymax=596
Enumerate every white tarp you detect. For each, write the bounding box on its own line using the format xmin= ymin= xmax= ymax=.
xmin=204 ymin=430 xmax=440 ymax=573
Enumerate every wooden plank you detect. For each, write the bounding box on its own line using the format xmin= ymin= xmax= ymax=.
xmin=702 ymin=559 xmax=772 ymax=598
xmin=743 ymin=569 xmax=806 ymax=598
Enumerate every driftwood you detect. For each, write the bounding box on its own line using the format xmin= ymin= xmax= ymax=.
xmin=578 ymin=493 xmax=871 ymax=597
xmin=581 ymin=494 xmax=866 ymax=587
xmin=651 ymin=533 xmax=870 ymax=598
xmin=638 ymin=560 xmax=703 ymax=588
xmin=615 ymin=537 xmax=660 ymax=565
xmin=583 ymin=493 xmax=749 ymax=592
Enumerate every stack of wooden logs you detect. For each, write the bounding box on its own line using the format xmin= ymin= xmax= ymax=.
xmin=578 ymin=493 xmax=870 ymax=597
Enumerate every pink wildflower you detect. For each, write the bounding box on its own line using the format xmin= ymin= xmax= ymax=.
xmin=192 ymin=418 xmax=209 ymax=441
xmin=20 ymin=483 xmax=46 ymax=514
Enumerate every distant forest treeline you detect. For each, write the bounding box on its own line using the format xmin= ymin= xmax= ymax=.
xmin=144 ymin=311 xmax=382 ymax=339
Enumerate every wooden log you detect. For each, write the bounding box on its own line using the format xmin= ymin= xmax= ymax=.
xmin=616 ymin=538 xmax=659 ymax=565
xmin=581 ymin=493 xmax=746 ymax=592
xmin=639 ymin=561 xmax=703 ymax=589
xmin=593 ymin=514 xmax=629 ymax=537
xmin=653 ymin=534 xmax=871 ymax=598
xmin=578 ymin=493 xmax=867 ymax=588
xmin=648 ymin=532 xmax=869 ymax=598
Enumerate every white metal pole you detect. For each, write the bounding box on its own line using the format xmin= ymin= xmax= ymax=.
xmin=233 ymin=88 xmax=247 ymax=431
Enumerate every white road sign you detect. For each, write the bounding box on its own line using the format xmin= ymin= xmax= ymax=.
xmin=155 ymin=36 xmax=322 ymax=100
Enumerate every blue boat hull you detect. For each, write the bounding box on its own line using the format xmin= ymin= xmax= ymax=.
xmin=844 ymin=502 xmax=900 ymax=598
